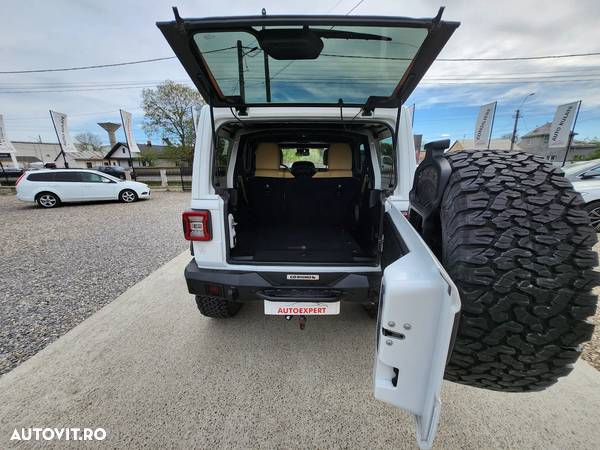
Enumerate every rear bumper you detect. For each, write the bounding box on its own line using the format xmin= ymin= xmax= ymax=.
xmin=184 ymin=259 xmax=380 ymax=303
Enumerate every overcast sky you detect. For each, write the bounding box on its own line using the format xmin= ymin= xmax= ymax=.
xmin=2 ymin=0 xmax=600 ymax=145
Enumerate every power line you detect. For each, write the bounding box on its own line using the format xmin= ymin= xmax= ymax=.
xmin=346 ymin=0 xmax=366 ymax=15
xmin=0 ymin=57 xmax=176 ymax=75
xmin=320 ymin=51 xmax=600 ymax=62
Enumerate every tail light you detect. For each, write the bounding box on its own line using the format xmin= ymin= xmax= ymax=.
xmin=15 ymin=174 xmax=25 ymax=186
xmin=182 ymin=210 xmax=212 ymax=241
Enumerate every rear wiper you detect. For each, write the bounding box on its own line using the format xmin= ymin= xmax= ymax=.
xmin=312 ymin=29 xmax=392 ymax=41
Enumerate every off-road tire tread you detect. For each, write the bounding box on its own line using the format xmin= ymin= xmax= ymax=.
xmin=441 ymin=150 xmax=598 ymax=392
xmin=195 ymin=295 xmax=242 ymax=318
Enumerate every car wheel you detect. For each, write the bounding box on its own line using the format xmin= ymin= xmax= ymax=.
xmin=195 ymin=295 xmax=242 ymax=318
xmin=584 ymin=201 xmax=600 ymax=232
xmin=119 ymin=189 xmax=138 ymax=203
xmin=36 ymin=192 xmax=60 ymax=208
xmin=439 ymin=150 xmax=598 ymax=392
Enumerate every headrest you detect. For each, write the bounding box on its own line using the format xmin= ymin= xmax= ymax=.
xmin=255 ymin=143 xmax=281 ymax=170
xmin=291 ymin=161 xmax=316 ymax=178
xmin=327 ymin=143 xmax=352 ymax=171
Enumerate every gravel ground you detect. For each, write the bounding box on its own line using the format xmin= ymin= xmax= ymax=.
xmin=582 ymin=240 xmax=600 ymax=371
xmin=2 ymin=191 xmax=600 ymax=376
xmin=0 ymin=192 xmax=189 ymax=375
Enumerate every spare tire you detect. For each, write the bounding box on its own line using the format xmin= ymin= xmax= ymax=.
xmin=439 ymin=150 xmax=598 ymax=392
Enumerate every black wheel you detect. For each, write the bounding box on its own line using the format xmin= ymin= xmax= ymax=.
xmin=584 ymin=201 xmax=600 ymax=232
xmin=36 ymin=192 xmax=60 ymax=208
xmin=119 ymin=189 xmax=138 ymax=203
xmin=195 ymin=295 xmax=242 ymax=318
xmin=440 ymin=150 xmax=598 ymax=392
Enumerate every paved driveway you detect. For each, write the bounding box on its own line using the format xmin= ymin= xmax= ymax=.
xmin=1 ymin=252 xmax=599 ymax=449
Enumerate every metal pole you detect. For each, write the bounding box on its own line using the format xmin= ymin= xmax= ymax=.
xmin=510 ymin=109 xmax=520 ymax=151
xmin=487 ymin=101 xmax=497 ymax=150
xmin=561 ymin=100 xmax=582 ymax=167
xmin=179 ymin=163 xmax=185 ymax=190
xmin=49 ymin=111 xmax=69 ymax=168
xmin=0 ymin=161 xmax=8 ymax=185
xmin=237 ymin=40 xmax=246 ymax=103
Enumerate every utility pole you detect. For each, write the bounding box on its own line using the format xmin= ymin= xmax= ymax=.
xmin=510 ymin=92 xmax=535 ymax=151
xmin=510 ymin=110 xmax=521 ymax=150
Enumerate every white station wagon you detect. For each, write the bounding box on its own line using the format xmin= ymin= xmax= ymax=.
xmin=15 ymin=169 xmax=150 ymax=208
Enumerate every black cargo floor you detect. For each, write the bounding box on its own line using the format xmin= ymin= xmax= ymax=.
xmin=231 ymin=225 xmax=369 ymax=263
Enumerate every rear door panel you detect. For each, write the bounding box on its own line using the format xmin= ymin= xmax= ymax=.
xmin=375 ymin=204 xmax=460 ymax=449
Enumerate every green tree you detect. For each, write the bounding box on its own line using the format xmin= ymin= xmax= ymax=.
xmin=141 ymin=80 xmax=204 ymax=163
xmin=139 ymin=148 xmax=158 ymax=166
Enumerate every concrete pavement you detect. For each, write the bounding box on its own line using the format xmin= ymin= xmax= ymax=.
xmin=1 ymin=251 xmax=600 ymax=449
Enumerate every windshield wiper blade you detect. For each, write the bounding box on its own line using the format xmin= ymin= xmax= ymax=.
xmin=312 ymin=29 xmax=391 ymax=41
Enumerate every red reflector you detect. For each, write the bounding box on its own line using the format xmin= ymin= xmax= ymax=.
xmin=182 ymin=210 xmax=212 ymax=241
xmin=205 ymin=284 xmax=223 ymax=296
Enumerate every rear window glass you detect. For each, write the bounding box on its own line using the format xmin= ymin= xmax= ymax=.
xmin=79 ymin=172 xmax=107 ymax=183
xmin=281 ymin=148 xmax=327 ymax=169
xmin=192 ymin=25 xmax=428 ymax=104
xmin=213 ymin=132 xmax=234 ymax=188
xmin=27 ymin=172 xmax=54 ymax=182
xmin=53 ymin=171 xmax=81 ymax=182
xmin=377 ymin=136 xmax=396 ymax=189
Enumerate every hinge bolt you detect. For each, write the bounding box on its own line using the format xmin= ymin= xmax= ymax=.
xmin=385 ymin=339 xmax=393 ymax=346
xmin=403 ymin=323 xmax=412 ymax=330
xmin=387 ymin=321 xmax=395 ymax=327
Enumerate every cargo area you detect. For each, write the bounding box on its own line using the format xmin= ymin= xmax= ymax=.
xmin=223 ymin=133 xmax=388 ymax=265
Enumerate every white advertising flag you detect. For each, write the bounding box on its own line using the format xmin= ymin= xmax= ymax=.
xmin=192 ymin=107 xmax=199 ymax=132
xmin=49 ymin=110 xmax=78 ymax=153
xmin=407 ymin=103 xmax=415 ymax=126
xmin=548 ymin=101 xmax=581 ymax=148
xmin=119 ymin=110 xmax=140 ymax=153
xmin=0 ymin=114 xmax=17 ymax=153
xmin=473 ymin=102 xmax=497 ymax=148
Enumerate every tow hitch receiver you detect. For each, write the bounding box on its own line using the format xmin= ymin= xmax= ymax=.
xmin=284 ymin=315 xmax=307 ymax=330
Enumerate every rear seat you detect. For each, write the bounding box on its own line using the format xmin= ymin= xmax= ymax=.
xmin=246 ymin=143 xmax=288 ymax=225
xmin=247 ymin=142 xmax=360 ymax=227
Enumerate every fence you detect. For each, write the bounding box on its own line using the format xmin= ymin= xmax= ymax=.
xmin=133 ymin=166 xmax=192 ymax=191
xmin=0 ymin=168 xmax=23 ymax=186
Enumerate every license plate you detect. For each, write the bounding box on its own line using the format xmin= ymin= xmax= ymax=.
xmin=264 ymin=301 xmax=340 ymax=315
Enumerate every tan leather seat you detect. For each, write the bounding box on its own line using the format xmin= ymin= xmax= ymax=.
xmin=314 ymin=143 xmax=353 ymax=178
xmin=254 ymin=143 xmax=286 ymax=178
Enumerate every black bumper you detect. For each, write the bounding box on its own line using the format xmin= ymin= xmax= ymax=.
xmin=184 ymin=259 xmax=381 ymax=303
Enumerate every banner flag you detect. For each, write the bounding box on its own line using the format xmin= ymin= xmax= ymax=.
xmin=548 ymin=101 xmax=581 ymax=148
xmin=407 ymin=103 xmax=415 ymax=126
xmin=192 ymin=107 xmax=199 ymax=132
xmin=474 ymin=102 xmax=497 ymax=148
xmin=119 ymin=110 xmax=140 ymax=153
xmin=49 ymin=110 xmax=78 ymax=153
xmin=0 ymin=114 xmax=17 ymax=153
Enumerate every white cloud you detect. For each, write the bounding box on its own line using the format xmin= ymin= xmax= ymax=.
xmin=1 ymin=0 xmax=599 ymax=141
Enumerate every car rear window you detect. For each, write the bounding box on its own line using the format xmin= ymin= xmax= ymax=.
xmin=192 ymin=25 xmax=429 ymax=104
xmin=53 ymin=171 xmax=81 ymax=182
xmin=27 ymin=172 xmax=54 ymax=182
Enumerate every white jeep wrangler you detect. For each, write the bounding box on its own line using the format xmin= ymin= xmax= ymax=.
xmin=158 ymin=8 xmax=598 ymax=449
